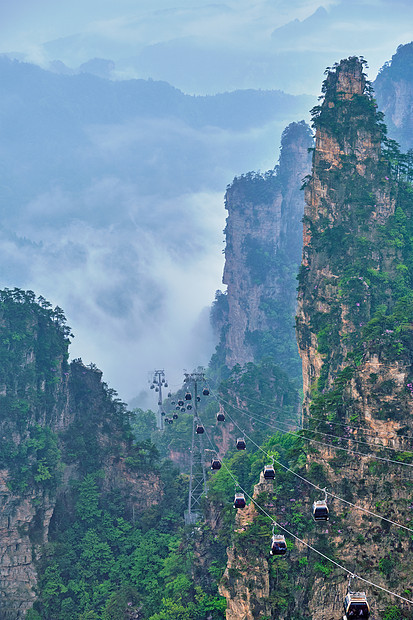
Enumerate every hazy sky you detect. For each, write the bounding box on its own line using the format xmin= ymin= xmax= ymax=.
xmin=0 ymin=0 xmax=412 ymax=406
xmin=1 ymin=0 xmax=412 ymax=93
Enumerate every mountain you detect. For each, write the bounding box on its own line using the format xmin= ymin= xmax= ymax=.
xmin=0 ymin=56 xmax=314 ymax=402
xmin=211 ymin=120 xmax=313 ymax=380
xmin=374 ymin=42 xmax=413 ymax=151
xmin=218 ymin=57 xmax=413 ymax=619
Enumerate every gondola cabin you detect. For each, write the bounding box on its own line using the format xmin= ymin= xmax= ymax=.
xmin=180 ymin=407 xmax=186 ymax=412
xmin=178 ymin=400 xmax=184 ymax=407
xmin=197 ymin=396 xmax=201 ymax=402
xmin=211 ymin=459 xmax=221 ymax=470
xmin=161 ymin=411 xmax=166 ymax=416
xmin=185 ymin=392 xmax=192 ymax=400
xmin=155 ymin=387 xmax=159 ymax=392
xmin=150 ymin=384 xmax=155 ymax=389
xmin=263 ymin=465 xmax=275 ymax=479
xmin=217 ymin=412 xmax=225 ymax=422
xmin=176 ymin=405 xmax=181 ymax=410
xmin=313 ymin=500 xmax=329 ymax=521
xmin=202 ymin=388 xmax=210 ymax=396
xmin=187 ymin=404 xmax=192 ymax=410
xmin=234 ymin=492 xmax=246 ymax=509
xmin=343 ymin=592 xmax=370 ymax=619
xmin=236 ymin=438 xmax=246 ymax=450
xmin=167 ymin=392 xmax=172 ymax=398
xmin=173 ymin=413 xmax=178 ymax=420
xmin=168 ymin=418 xmax=173 ymax=424
xmin=196 ymin=424 xmax=205 ymax=434
xmin=270 ymin=534 xmax=287 ymax=556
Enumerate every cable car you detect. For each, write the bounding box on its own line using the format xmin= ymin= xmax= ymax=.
xmin=180 ymin=407 xmax=186 ymax=412
xmin=234 ymin=492 xmax=246 ymax=509
xmin=178 ymin=400 xmax=184 ymax=407
xmin=343 ymin=592 xmax=370 ymax=618
xmin=164 ymin=382 xmax=168 ymax=387
xmin=155 ymin=387 xmax=159 ymax=392
xmin=197 ymin=396 xmax=201 ymax=402
xmin=161 ymin=378 xmax=165 ymax=383
xmin=236 ymin=438 xmax=246 ymax=450
xmin=185 ymin=392 xmax=192 ymax=401
xmin=171 ymin=400 xmax=176 ymax=405
xmin=168 ymin=418 xmax=173 ymax=425
xmin=270 ymin=534 xmax=287 ymax=556
xmin=176 ymin=405 xmax=181 ymax=410
xmin=202 ymin=388 xmax=210 ymax=396
xmin=161 ymin=411 xmax=166 ymax=416
xmin=263 ymin=465 xmax=276 ymax=479
xmin=173 ymin=413 xmax=178 ymax=420
xmin=165 ymin=417 xmax=170 ymax=423
xmin=211 ymin=459 xmax=221 ymax=470
xmin=150 ymin=384 xmax=155 ymax=389
xmin=167 ymin=392 xmax=172 ymax=398
xmin=196 ymin=424 xmax=205 ymax=434
xmin=158 ymin=400 xmax=162 ymax=406
xmin=217 ymin=412 xmax=225 ymax=422
xmin=313 ymin=499 xmax=329 ymax=521
xmin=187 ymin=404 xmax=192 ymax=410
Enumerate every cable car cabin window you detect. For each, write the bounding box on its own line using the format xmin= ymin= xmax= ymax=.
xmin=217 ymin=412 xmax=225 ymax=421
xmin=270 ymin=535 xmax=287 ymax=556
xmin=236 ymin=438 xmax=246 ymax=450
xmin=196 ymin=425 xmax=205 ymax=434
xmin=234 ymin=493 xmax=246 ymax=509
xmin=344 ymin=593 xmax=370 ymax=619
xmin=263 ymin=465 xmax=275 ymax=479
xmin=313 ymin=500 xmax=329 ymax=521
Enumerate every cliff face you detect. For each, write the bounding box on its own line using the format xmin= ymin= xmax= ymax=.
xmin=219 ymin=57 xmax=413 ymax=620
xmin=295 ymin=57 xmax=413 ymax=618
xmin=0 ymin=289 xmax=162 ymax=618
xmin=374 ymin=42 xmax=413 ymax=152
xmin=215 ymin=121 xmax=313 ymax=376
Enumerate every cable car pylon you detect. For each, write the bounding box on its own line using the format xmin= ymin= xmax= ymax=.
xmin=184 ymin=371 xmax=208 ymax=525
xmin=150 ymin=369 xmax=167 ymax=431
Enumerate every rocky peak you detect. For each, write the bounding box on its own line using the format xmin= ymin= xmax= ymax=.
xmin=214 ymin=121 xmax=313 ymax=374
xmin=295 ymin=57 xmax=413 ymax=617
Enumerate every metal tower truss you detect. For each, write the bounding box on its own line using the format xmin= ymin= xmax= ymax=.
xmin=184 ymin=371 xmax=208 ymax=526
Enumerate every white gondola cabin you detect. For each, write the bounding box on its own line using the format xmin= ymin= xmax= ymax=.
xmin=263 ymin=465 xmax=275 ymax=479
xmin=270 ymin=534 xmax=287 ymax=556
xmin=343 ymin=592 xmax=370 ymax=619
xmin=313 ymin=499 xmax=329 ymax=521
xmin=236 ymin=438 xmax=246 ymax=450
xmin=234 ymin=492 xmax=246 ymax=509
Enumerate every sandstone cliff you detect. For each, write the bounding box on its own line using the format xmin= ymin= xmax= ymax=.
xmin=295 ymin=56 xmax=413 ymax=618
xmin=213 ymin=121 xmax=313 ymax=376
xmin=219 ymin=57 xmax=413 ymax=620
xmin=374 ymin=42 xmax=413 ymax=152
xmin=0 ymin=289 xmax=163 ymax=618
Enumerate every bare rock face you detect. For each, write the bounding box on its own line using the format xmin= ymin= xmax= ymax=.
xmin=296 ymin=57 xmax=413 ymax=618
xmin=374 ymin=42 xmax=413 ymax=151
xmin=219 ymin=475 xmax=274 ymax=620
xmin=216 ymin=121 xmax=313 ymax=373
xmin=0 ymin=291 xmax=163 ymax=617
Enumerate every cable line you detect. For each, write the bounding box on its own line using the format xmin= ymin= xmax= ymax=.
xmin=226 ymin=389 xmax=413 ymax=443
xmin=217 ymin=393 xmax=413 ymax=468
xmin=217 ymin=406 xmax=413 ymax=534
xmin=218 ymin=391 xmax=413 ymax=454
xmin=199 ymin=418 xmax=413 ymax=607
